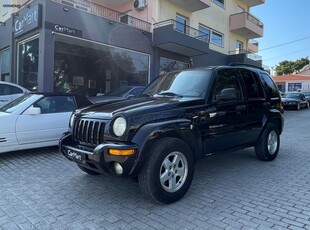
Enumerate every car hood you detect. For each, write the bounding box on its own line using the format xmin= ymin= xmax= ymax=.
xmin=77 ymin=97 xmax=205 ymax=120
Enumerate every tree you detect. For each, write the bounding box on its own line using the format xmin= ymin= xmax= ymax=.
xmin=275 ymin=57 xmax=309 ymax=75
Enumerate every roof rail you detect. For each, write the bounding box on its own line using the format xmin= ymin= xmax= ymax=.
xmin=228 ymin=62 xmax=264 ymax=71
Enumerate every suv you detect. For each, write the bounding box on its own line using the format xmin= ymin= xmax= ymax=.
xmin=60 ymin=65 xmax=284 ymax=204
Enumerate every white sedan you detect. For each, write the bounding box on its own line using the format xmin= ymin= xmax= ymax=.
xmin=0 ymin=93 xmax=92 ymax=154
xmin=0 ymin=81 xmax=29 ymax=107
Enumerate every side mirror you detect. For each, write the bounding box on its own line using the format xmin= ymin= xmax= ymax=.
xmin=23 ymin=106 xmax=41 ymax=115
xmin=218 ymin=88 xmax=237 ymax=101
xmin=127 ymin=94 xmax=136 ymax=99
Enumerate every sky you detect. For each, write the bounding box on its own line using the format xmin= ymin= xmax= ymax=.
xmin=250 ymin=0 xmax=310 ymax=71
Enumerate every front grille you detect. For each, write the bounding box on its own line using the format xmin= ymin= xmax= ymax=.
xmin=72 ymin=118 xmax=105 ymax=145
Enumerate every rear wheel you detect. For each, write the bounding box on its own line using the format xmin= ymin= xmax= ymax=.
xmin=138 ymin=138 xmax=194 ymax=204
xmin=77 ymin=164 xmax=100 ymax=175
xmin=255 ymin=123 xmax=280 ymax=161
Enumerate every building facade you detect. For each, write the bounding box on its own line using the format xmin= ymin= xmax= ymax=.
xmin=273 ymin=74 xmax=310 ymax=93
xmin=0 ymin=0 xmax=264 ymax=95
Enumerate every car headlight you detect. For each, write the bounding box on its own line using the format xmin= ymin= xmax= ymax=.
xmin=69 ymin=113 xmax=75 ymax=129
xmin=112 ymin=117 xmax=127 ymax=137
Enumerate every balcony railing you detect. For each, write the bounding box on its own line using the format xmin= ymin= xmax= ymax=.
xmin=229 ymin=49 xmax=262 ymax=61
xmin=52 ymin=0 xmax=151 ymax=32
xmin=154 ymin=19 xmax=209 ymax=43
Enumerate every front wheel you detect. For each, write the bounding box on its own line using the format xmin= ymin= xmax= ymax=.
xmin=296 ymin=103 xmax=300 ymax=110
xmin=138 ymin=138 xmax=194 ymax=204
xmin=255 ymin=123 xmax=280 ymax=161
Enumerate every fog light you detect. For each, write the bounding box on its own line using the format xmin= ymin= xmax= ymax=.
xmin=114 ymin=162 xmax=123 ymax=175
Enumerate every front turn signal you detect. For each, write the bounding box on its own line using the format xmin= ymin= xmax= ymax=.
xmin=108 ymin=149 xmax=135 ymax=156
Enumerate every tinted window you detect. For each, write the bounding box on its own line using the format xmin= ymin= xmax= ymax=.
xmin=240 ymin=70 xmax=264 ymax=99
xmin=0 ymin=84 xmax=23 ymax=95
xmin=212 ymin=69 xmax=242 ymax=102
xmin=34 ymin=96 xmax=75 ymax=114
xmin=259 ymin=73 xmax=279 ymax=98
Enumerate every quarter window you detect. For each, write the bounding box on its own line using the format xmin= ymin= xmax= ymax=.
xmin=259 ymin=73 xmax=280 ymax=98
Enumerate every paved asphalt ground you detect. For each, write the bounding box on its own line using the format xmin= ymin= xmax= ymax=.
xmin=0 ymin=109 xmax=309 ymax=230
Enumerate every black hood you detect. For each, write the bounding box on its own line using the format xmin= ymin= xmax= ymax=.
xmin=77 ymin=97 xmax=205 ymax=120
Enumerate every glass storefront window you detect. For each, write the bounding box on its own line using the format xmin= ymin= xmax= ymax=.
xmin=18 ymin=36 xmax=39 ymax=91
xmin=160 ymin=57 xmax=189 ymax=74
xmin=54 ymin=36 xmax=149 ymax=96
xmin=0 ymin=48 xmax=10 ymax=81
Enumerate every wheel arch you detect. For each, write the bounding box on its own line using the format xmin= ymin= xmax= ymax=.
xmin=129 ymin=119 xmax=202 ymax=176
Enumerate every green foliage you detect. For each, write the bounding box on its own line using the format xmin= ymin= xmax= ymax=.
xmin=275 ymin=57 xmax=309 ymax=75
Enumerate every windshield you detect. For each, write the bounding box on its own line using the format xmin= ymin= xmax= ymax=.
xmin=303 ymin=92 xmax=310 ymax=96
xmin=0 ymin=94 xmax=39 ymax=113
xmin=284 ymin=93 xmax=301 ymax=99
xmin=140 ymin=70 xmax=212 ymax=98
xmin=105 ymin=87 xmax=131 ymax=97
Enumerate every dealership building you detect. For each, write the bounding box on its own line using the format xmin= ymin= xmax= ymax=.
xmin=0 ymin=0 xmax=264 ymax=95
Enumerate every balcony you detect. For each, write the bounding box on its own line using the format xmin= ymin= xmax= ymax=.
xmin=168 ymin=0 xmax=211 ymax=12
xmin=228 ymin=49 xmax=262 ymax=66
xmin=239 ymin=0 xmax=265 ymax=7
xmin=153 ymin=20 xmax=210 ymax=57
xmin=230 ymin=12 xmax=263 ymax=39
xmin=53 ymin=0 xmax=151 ymax=32
xmin=247 ymin=39 xmax=259 ymax=53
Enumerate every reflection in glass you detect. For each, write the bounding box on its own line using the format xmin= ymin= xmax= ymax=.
xmin=160 ymin=57 xmax=189 ymax=74
xmin=54 ymin=40 xmax=149 ymax=96
xmin=18 ymin=38 xmax=39 ymax=91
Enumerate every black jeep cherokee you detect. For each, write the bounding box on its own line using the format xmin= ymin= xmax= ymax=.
xmin=60 ymin=65 xmax=284 ymax=204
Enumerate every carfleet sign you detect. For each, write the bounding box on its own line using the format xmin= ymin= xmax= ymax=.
xmin=13 ymin=4 xmax=42 ymax=37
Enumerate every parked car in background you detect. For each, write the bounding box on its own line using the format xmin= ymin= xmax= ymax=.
xmin=0 ymin=93 xmax=93 ymax=154
xmin=0 ymin=81 xmax=29 ymax=107
xmin=281 ymin=92 xmax=309 ymax=110
xmin=303 ymin=91 xmax=310 ymax=102
xmin=89 ymin=86 xmax=145 ymax=104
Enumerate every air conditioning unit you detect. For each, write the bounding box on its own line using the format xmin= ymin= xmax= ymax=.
xmin=133 ymin=0 xmax=147 ymax=10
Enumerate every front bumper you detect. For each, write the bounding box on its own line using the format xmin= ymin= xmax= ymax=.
xmin=59 ymin=132 xmax=139 ymax=176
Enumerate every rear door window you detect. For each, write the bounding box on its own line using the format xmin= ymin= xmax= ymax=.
xmin=240 ymin=70 xmax=265 ymax=99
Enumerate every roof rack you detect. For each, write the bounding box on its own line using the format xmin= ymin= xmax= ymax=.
xmin=228 ymin=62 xmax=264 ymax=71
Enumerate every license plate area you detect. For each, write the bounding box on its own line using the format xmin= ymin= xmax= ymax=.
xmin=65 ymin=148 xmax=86 ymax=163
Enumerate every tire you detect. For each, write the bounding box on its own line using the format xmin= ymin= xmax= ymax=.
xmin=255 ymin=123 xmax=280 ymax=161
xmin=138 ymin=138 xmax=194 ymax=204
xmin=77 ymin=164 xmax=100 ymax=175
xmin=296 ymin=103 xmax=300 ymax=110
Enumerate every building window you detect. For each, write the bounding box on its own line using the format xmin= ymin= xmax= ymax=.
xmin=54 ymin=35 xmax=149 ymax=96
xmin=160 ymin=57 xmax=189 ymax=74
xmin=210 ymin=31 xmax=223 ymax=47
xmin=288 ymin=83 xmax=302 ymax=92
xmin=0 ymin=48 xmax=10 ymax=81
xmin=212 ymin=0 xmax=224 ymax=8
xmin=198 ymin=25 xmax=210 ymax=42
xmin=199 ymin=25 xmax=223 ymax=46
xmin=176 ymin=15 xmax=188 ymax=34
xmin=17 ymin=36 xmax=39 ymax=91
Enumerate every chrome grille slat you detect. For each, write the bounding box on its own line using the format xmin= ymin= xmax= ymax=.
xmin=72 ymin=118 xmax=105 ymax=145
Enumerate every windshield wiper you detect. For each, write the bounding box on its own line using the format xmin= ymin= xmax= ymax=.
xmin=154 ymin=92 xmax=183 ymax=98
